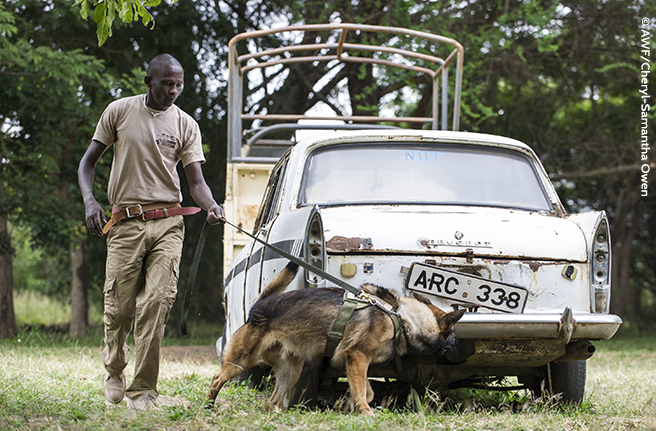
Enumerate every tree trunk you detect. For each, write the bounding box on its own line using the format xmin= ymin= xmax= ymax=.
xmin=609 ymin=177 xmax=641 ymax=322
xmin=0 ymin=215 xmax=17 ymax=339
xmin=69 ymin=238 xmax=89 ymax=337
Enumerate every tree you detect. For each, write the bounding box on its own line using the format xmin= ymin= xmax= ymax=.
xmin=13 ymin=0 xmax=656 ymax=331
xmin=1 ymin=0 xmax=117 ymax=337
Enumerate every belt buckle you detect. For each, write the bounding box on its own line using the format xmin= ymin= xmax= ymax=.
xmin=125 ymin=204 xmax=144 ymax=219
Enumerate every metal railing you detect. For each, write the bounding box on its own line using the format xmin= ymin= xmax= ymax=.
xmin=227 ymin=23 xmax=464 ymax=163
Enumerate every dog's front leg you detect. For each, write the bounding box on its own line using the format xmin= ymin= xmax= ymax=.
xmin=344 ymin=350 xmax=374 ymax=416
xmin=266 ymin=354 xmax=304 ymax=412
xmin=366 ymin=378 xmax=374 ymax=404
xmin=206 ymin=361 xmax=248 ymax=407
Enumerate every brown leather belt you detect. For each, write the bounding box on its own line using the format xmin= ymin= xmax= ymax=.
xmin=102 ymin=202 xmax=201 ymax=234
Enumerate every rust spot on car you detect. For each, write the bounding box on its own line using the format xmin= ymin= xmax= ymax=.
xmin=327 ymin=236 xmax=373 ymax=251
xmin=491 ymin=259 xmax=562 ymax=273
xmin=527 ymin=261 xmax=541 ymax=272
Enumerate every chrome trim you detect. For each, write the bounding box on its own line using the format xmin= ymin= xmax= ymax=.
xmin=454 ymin=312 xmax=622 ymax=340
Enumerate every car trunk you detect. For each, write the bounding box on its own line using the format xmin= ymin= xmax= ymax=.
xmin=321 ymin=205 xmax=587 ymax=262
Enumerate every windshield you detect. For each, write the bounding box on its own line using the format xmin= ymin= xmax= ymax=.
xmin=300 ymin=144 xmax=552 ymax=211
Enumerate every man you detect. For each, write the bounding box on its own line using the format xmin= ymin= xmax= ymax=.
xmin=78 ymin=54 xmax=224 ymax=410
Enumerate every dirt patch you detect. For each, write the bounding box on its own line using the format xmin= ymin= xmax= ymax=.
xmin=161 ymin=345 xmax=218 ymax=363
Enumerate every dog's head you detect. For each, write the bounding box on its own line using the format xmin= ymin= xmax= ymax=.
xmin=401 ymin=292 xmax=466 ymax=356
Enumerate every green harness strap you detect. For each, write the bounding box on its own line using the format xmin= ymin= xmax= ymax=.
xmin=325 ymin=291 xmax=402 ymax=358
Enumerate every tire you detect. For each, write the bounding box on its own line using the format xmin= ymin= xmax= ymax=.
xmin=549 ymin=360 xmax=587 ymax=404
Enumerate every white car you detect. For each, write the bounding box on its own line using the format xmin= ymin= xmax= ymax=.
xmin=220 ymin=129 xmax=622 ymax=405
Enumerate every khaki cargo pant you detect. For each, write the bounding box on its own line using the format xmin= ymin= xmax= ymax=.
xmin=102 ymin=215 xmax=184 ymax=400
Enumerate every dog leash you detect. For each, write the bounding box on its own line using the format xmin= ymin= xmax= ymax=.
xmin=181 ymin=217 xmax=402 ymax=341
xmin=180 ymin=217 xmax=360 ymax=335
xmin=221 ymin=218 xmax=403 ymax=356
xmin=180 ymin=220 xmax=210 ymax=336
xmin=221 ymin=218 xmax=363 ymax=296
xmin=181 ymin=216 xmax=361 ymax=336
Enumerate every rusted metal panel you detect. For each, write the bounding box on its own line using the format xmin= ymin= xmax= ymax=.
xmin=326 ymin=236 xmax=373 ymax=251
xmin=467 ymin=339 xmax=566 ymax=368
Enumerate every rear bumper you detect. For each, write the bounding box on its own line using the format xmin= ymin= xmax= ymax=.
xmin=454 ymin=309 xmax=622 ymax=340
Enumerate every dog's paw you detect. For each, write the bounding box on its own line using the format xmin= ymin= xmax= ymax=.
xmin=204 ymin=399 xmax=216 ymax=410
xmin=356 ymin=401 xmax=375 ymax=417
xmin=360 ymin=407 xmax=375 ymax=417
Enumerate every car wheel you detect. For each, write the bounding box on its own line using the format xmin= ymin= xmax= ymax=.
xmin=549 ymin=360 xmax=587 ymax=404
xmin=527 ymin=360 xmax=587 ymax=404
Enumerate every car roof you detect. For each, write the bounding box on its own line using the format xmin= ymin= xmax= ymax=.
xmin=294 ymin=129 xmax=535 ymax=154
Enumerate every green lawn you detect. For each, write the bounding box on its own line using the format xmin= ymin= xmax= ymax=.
xmin=1 ymin=325 xmax=654 ymax=431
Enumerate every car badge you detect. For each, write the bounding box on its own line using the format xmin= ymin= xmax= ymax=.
xmin=454 ymin=231 xmax=464 ymax=240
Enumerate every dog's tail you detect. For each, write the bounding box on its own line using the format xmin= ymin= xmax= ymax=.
xmin=259 ymin=261 xmax=300 ymax=299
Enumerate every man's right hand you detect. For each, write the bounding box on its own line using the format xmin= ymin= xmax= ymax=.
xmin=78 ymin=140 xmax=109 ymax=237
xmin=85 ymin=199 xmax=107 ymax=237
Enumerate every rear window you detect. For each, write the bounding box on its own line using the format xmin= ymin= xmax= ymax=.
xmin=299 ymin=144 xmax=552 ymax=211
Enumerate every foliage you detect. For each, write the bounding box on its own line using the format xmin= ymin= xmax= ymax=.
xmin=74 ymin=0 xmax=166 ymax=46
xmin=11 ymin=224 xmax=70 ymax=299
xmin=5 ymin=0 xmax=656 ymax=330
xmin=1 ymin=0 xmax=108 ymax=246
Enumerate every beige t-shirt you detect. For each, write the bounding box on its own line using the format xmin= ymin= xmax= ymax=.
xmin=92 ymin=94 xmax=205 ymax=207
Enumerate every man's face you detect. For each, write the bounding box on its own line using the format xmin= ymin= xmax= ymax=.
xmin=145 ymin=63 xmax=184 ymax=110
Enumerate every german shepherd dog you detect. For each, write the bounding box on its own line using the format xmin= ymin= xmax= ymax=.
xmin=207 ymin=262 xmax=465 ymax=416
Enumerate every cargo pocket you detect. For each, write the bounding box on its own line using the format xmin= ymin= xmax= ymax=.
xmin=103 ymin=277 xmax=118 ymax=321
xmin=163 ymin=257 xmax=180 ymax=309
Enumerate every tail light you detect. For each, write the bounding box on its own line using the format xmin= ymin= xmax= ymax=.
xmin=304 ymin=207 xmax=325 ymax=286
xmin=591 ymin=216 xmax=611 ymax=313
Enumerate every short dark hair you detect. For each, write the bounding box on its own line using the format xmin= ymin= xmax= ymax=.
xmin=147 ymin=54 xmax=182 ymax=76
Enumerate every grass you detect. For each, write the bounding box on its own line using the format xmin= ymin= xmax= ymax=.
xmin=13 ymin=291 xmax=104 ymax=328
xmin=1 ymin=327 xmax=655 ymax=431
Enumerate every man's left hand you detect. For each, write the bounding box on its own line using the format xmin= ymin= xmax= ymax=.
xmin=207 ymin=204 xmax=226 ymax=225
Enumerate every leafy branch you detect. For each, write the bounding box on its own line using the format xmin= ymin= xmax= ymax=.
xmin=74 ymin=0 xmax=170 ymax=46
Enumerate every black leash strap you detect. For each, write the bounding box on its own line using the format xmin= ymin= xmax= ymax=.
xmin=223 ymin=219 xmax=404 ymax=358
xmin=180 ymin=221 xmax=210 ymax=336
xmin=222 ymin=219 xmax=362 ymax=296
xmin=183 ymin=218 xmax=403 ymax=358
xmin=181 ymin=218 xmax=365 ymax=335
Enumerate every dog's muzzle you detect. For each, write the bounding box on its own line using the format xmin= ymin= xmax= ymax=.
xmin=433 ymin=328 xmax=458 ymax=358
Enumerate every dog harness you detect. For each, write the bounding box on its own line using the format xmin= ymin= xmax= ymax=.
xmin=325 ymin=291 xmax=403 ymax=358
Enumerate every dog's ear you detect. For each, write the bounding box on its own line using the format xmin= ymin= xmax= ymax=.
xmin=411 ymin=292 xmax=432 ymax=305
xmin=439 ymin=308 xmax=466 ymax=332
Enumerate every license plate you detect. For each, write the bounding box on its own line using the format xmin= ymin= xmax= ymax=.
xmin=405 ymin=262 xmax=528 ymax=313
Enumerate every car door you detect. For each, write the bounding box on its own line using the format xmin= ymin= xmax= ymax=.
xmin=242 ymin=154 xmax=291 ymax=314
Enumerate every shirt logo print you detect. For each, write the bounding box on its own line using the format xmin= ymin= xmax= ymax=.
xmin=156 ymin=133 xmax=177 ymax=149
